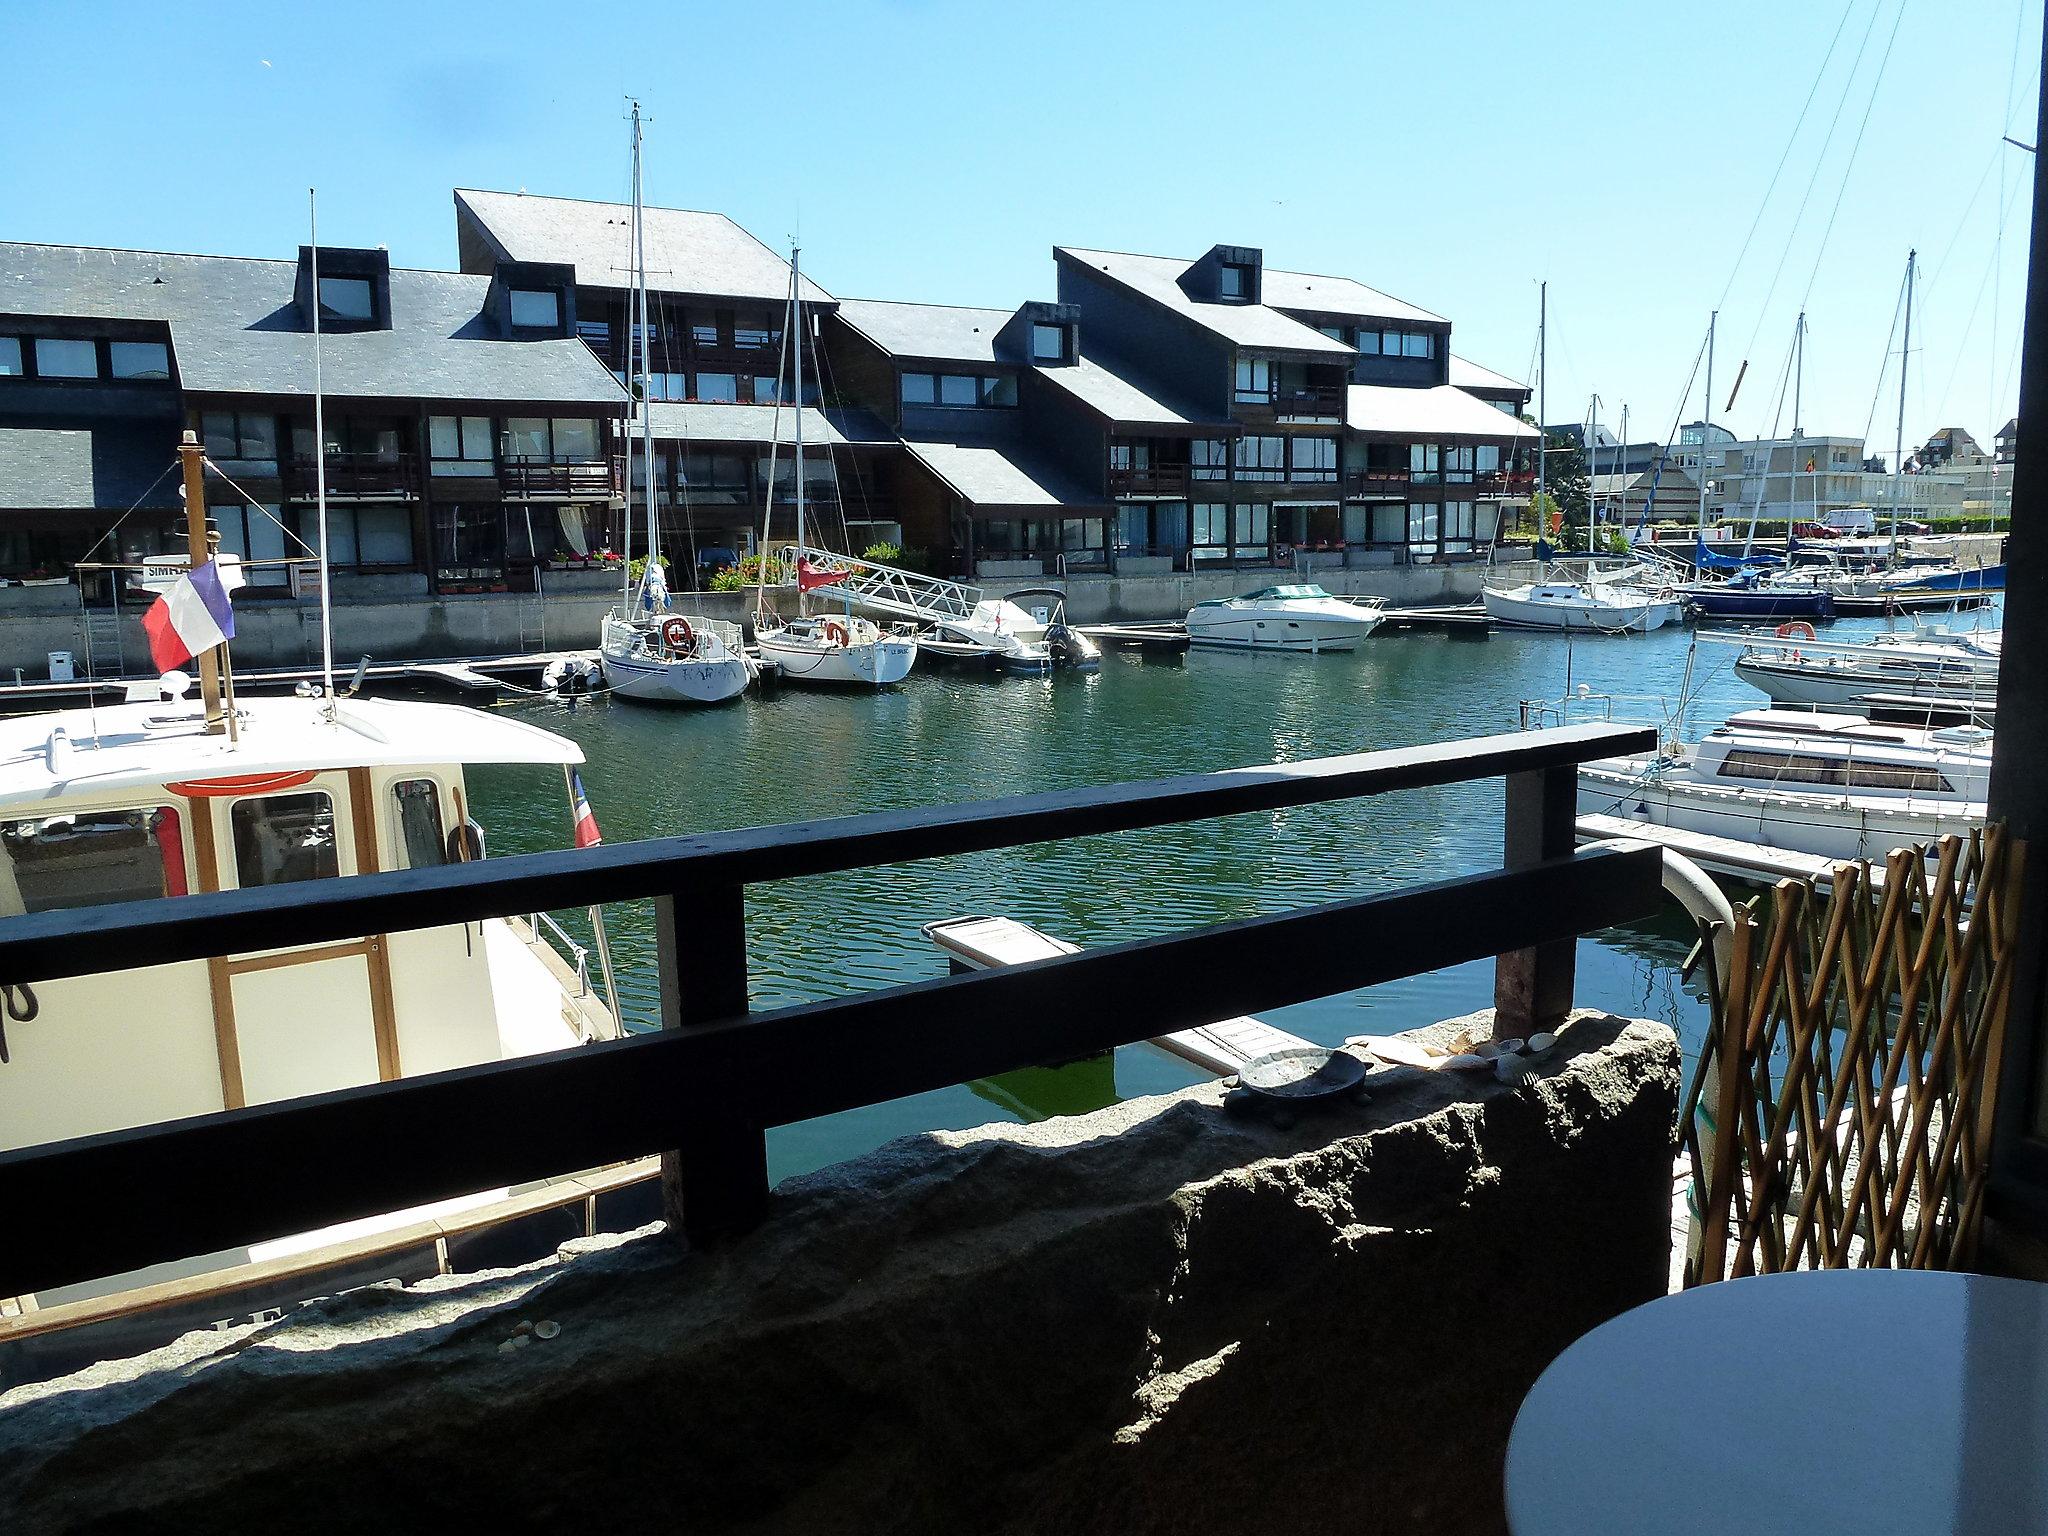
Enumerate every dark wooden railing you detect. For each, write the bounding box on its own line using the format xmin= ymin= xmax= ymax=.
xmin=284 ymin=452 xmax=420 ymax=500
xmin=0 ymin=725 xmax=1658 ymax=1298
xmin=500 ymin=457 xmax=625 ymax=500
xmin=1477 ymin=470 xmax=1538 ymax=495
xmin=1345 ymin=468 xmax=1412 ymax=496
xmin=1108 ymin=464 xmax=1192 ymax=496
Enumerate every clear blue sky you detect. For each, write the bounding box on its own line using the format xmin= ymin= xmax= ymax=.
xmin=9 ymin=0 xmax=2041 ymax=455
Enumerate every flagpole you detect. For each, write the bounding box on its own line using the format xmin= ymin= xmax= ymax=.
xmin=177 ymin=430 xmax=227 ymax=735
xmin=310 ymin=189 xmax=337 ymax=712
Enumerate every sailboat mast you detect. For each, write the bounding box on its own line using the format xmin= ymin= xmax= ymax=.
xmin=1891 ymin=249 xmax=1915 ymax=557
xmin=1699 ymin=311 xmax=1716 ymax=539
xmin=631 ymin=102 xmax=657 ymax=607
xmin=1586 ymin=394 xmax=1599 ymax=551
xmin=1536 ymin=281 xmax=1547 ymax=501
xmin=792 ymin=245 xmax=806 ymax=619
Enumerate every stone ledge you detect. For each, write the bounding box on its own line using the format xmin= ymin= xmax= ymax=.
xmin=0 ymin=1011 xmax=1679 ymax=1536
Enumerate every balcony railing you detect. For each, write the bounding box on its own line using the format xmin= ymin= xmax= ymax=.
xmin=500 ymin=457 xmax=626 ymax=501
xmin=1344 ymin=468 xmax=1413 ymax=497
xmin=283 ymin=453 xmax=420 ymax=501
xmin=0 ymin=725 xmax=1657 ymax=1297
xmin=1108 ymin=464 xmax=1192 ymax=497
xmin=1477 ymin=470 xmax=1538 ymax=496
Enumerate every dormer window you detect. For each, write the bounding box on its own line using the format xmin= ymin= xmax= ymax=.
xmin=1219 ymin=263 xmax=1254 ymax=301
xmin=318 ymin=276 xmax=374 ymax=323
xmin=510 ymin=289 xmax=560 ymax=328
xmin=1031 ymin=322 xmax=1069 ymax=363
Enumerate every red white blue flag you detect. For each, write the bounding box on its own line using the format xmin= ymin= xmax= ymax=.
xmin=570 ymin=769 xmax=602 ymax=848
xmin=141 ymin=558 xmax=243 ymax=673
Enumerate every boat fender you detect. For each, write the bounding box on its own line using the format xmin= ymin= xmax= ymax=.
xmin=822 ymin=619 xmax=850 ymax=649
xmin=660 ymin=616 xmax=695 ymax=655
xmin=0 ymin=981 xmax=36 ymax=1064
xmin=448 ymin=818 xmax=487 ymax=863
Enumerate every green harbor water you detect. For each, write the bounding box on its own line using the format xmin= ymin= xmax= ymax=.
xmin=467 ymin=608 xmax=1993 ymax=1185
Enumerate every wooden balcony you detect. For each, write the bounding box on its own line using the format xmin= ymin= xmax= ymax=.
xmin=1476 ymin=469 xmax=1538 ymax=497
xmin=1108 ymin=464 xmax=1191 ymax=497
xmin=1238 ymin=383 xmax=1346 ymax=422
xmin=1343 ymin=468 xmax=1412 ymax=498
xmin=283 ymin=453 xmax=420 ymax=501
xmin=500 ymin=457 xmax=626 ymax=502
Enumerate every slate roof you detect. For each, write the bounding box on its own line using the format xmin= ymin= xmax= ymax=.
xmin=0 ymin=424 xmax=182 ymax=511
xmin=902 ymin=437 xmax=1110 ymax=512
xmin=1033 ymin=355 xmax=1228 ymax=430
xmin=1347 ymin=384 xmax=1541 ymax=441
xmin=1260 ymin=267 xmax=1445 ymax=326
xmin=645 ymin=401 xmax=896 ymax=449
xmin=1447 ymin=355 xmax=1529 ymax=395
xmin=0 ymin=243 xmax=628 ymax=406
xmin=455 ymin=189 xmax=830 ymax=307
xmin=1055 ymin=248 xmax=1355 ymax=356
xmin=831 ymin=299 xmax=1011 ymax=365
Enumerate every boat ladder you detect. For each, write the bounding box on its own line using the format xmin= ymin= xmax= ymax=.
xmin=79 ymin=591 xmax=126 ymax=678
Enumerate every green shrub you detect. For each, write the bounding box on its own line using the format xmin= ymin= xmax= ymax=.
xmin=708 ymin=567 xmax=745 ymax=591
xmin=861 ymin=541 xmax=903 ymax=565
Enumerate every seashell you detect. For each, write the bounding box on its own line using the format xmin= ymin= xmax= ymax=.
xmin=535 ymin=1320 xmax=562 ymax=1341
xmin=1495 ymin=1054 xmax=1538 ymax=1085
xmin=1443 ymin=1053 xmax=1492 ymax=1071
xmin=1526 ymin=1032 xmax=1557 ymax=1056
xmin=1492 ymin=1038 xmax=1526 ymax=1056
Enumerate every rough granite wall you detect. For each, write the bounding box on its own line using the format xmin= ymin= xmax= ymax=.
xmin=0 ymin=1011 xmax=1678 ymax=1536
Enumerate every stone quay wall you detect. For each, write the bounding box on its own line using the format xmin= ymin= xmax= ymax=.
xmin=0 ymin=1011 xmax=1679 ymax=1535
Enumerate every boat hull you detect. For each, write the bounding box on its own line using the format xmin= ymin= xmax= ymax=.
xmin=1182 ymin=611 xmax=1381 ymax=651
xmin=1481 ymin=588 xmax=1663 ymax=633
xmin=758 ymin=634 xmax=918 ymax=687
xmin=600 ymin=649 xmax=752 ymax=704
xmin=1731 ymin=655 xmax=1998 ymax=709
xmin=1682 ymin=586 xmax=1836 ymax=622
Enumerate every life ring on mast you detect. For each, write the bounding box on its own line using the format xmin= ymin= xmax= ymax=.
xmin=821 ymin=619 xmax=850 ymax=649
xmin=660 ymin=616 xmax=695 ymax=656
xmin=1775 ymin=620 xmax=1816 ymax=658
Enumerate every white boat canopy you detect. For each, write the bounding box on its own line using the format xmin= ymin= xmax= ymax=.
xmin=0 ymin=695 xmax=582 ymax=810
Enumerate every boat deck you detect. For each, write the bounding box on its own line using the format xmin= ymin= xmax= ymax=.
xmin=1576 ymin=812 xmax=1891 ymax=893
xmin=0 ymin=651 xmax=603 ymax=714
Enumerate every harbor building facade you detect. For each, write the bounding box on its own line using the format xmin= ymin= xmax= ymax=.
xmin=0 ymin=195 xmax=1537 ymax=606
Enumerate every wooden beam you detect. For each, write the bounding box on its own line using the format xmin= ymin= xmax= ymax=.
xmin=0 ymin=846 xmax=1659 ymax=1296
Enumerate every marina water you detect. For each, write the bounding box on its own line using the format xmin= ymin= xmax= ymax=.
xmin=470 ymin=609 xmax=1993 ymax=1185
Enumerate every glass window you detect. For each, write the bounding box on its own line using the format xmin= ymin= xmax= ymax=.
xmin=690 ymin=317 xmax=720 ymax=348
xmin=0 ymin=338 xmax=19 ymax=375
xmin=1316 ymin=324 xmax=1346 ymax=340
xmin=510 ymin=289 xmax=559 ymax=328
xmin=318 ymin=276 xmax=373 ymax=321
xmin=1233 ymin=503 xmax=1270 ymax=547
xmin=1192 ymin=438 xmax=1231 ymax=480
xmin=393 ymin=779 xmax=448 ymax=869
xmin=551 ymin=419 xmax=599 ymax=461
xmin=901 ymin=372 xmax=935 ymax=406
xmin=0 ymin=807 xmax=185 ymax=915
xmin=356 ymin=506 xmax=414 ymax=565
xmin=1369 ymin=503 xmax=1406 ymax=542
xmin=980 ymin=374 xmax=1018 ymax=407
xmin=1192 ymin=503 xmax=1231 ymax=552
xmin=202 ymin=411 xmax=240 ymax=460
xmin=1477 ymin=444 xmax=1501 ymax=474
xmin=1032 ymin=323 xmax=1066 ymax=362
xmin=734 ymin=323 xmax=775 ymax=351
xmin=1409 ymin=443 xmax=1441 ymax=478
xmin=503 ymin=418 xmax=550 ymax=460
xmin=1220 ymin=264 xmax=1249 ymax=299
xmin=34 ymin=338 xmax=97 ymax=378
xmin=694 ymin=372 xmax=739 ymax=403
xmin=1343 ymin=506 xmax=1369 ymax=544
xmin=1403 ymin=332 xmax=1431 ymax=358
xmin=1408 ymin=503 xmax=1440 ymax=545
xmin=1233 ymin=435 xmax=1286 ymax=480
xmin=1233 ymin=357 xmax=1271 ymax=403
xmin=1290 ymin=437 xmax=1338 ymax=481
xmin=751 ymin=375 xmax=779 ymax=403
xmin=109 ymin=340 xmax=170 ymax=379
xmin=1355 ymin=329 xmax=1381 ymax=356
xmin=940 ymin=374 xmax=979 ymax=407
xmin=1381 ymin=330 xmax=1403 ymax=355
xmin=231 ymin=792 xmax=339 ymax=888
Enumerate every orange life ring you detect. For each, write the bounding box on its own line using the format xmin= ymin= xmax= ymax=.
xmin=660 ymin=616 xmax=695 ymax=655
xmin=1775 ymin=621 xmax=1817 ymax=640
xmin=821 ymin=619 xmax=850 ymax=649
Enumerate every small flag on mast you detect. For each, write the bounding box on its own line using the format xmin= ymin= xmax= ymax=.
xmin=140 ymin=558 xmax=244 ymax=673
xmin=796 ymin=557 xmax=850 ymax=593
xmin=570 ymin=769 xmax=602 ymax=849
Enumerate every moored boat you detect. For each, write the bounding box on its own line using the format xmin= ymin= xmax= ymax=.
xmin=1482 ymin=579 xmax=1667 ymax=633
xmin=1184 ymin=585 xmax=1385 ymax=651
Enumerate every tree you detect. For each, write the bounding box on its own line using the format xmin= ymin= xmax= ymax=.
xmin=1543 ymin=428 xmax=1590 ymax=530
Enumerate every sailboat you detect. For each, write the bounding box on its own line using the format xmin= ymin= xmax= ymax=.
xmin=753 ymin=247 xmax=918 ymax=688
xmin=1483 ymin=300 xmax=1669 ymax=635
xmin=598 ymin=103 xmax=755 ymax=706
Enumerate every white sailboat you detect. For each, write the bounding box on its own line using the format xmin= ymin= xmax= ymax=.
xmin=598 ymin=102 xmax=754 ymax=707
xmin=1482 ymin=291 xmax=1670 ymax=634
xmin=753 ymin=247 xmax=917 ymax=689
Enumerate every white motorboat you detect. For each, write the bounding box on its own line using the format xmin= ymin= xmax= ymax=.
xmin=756 ymin=610 xmax=918 ymax=686
xmin=1578 ymin=707 xmax=1988 ymax=864
xmin=597 ymin=107 xmax=752 ymax=707
xmin=1730 ymin=628 xmax=2000 ymax=711
xmin=1481 ymin=578 xmax=1668 ymax=633
xmin=601 ymin=609 xmax=754 ymax=704
xmin=1184 ymin=584 xmax=1385 ymax=652
xmin=0 ymin=689 xmax=634 ymax=1378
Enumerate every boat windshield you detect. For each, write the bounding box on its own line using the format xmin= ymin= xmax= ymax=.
xmin=1241 ymin=585 xmax=1331 ymax=602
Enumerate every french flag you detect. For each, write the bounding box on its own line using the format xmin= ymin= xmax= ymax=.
xmin=141 ymin=559 xmax=243 ymax=673
xmin=570 ymin=769 xmax=602 ymax=848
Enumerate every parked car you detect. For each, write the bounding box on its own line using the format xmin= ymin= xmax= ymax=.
xmin=1791 ymin=521 xmax=1843 ymax=540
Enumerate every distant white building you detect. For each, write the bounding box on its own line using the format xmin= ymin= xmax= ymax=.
xmin=1702 ymin=430 xmax=1968 ymax=524
xmin=1921 ymin=425 xmax=2012 ymax=524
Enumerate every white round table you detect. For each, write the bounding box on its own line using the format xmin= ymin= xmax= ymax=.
xmin=1507 ymin=1270 xmax=2048 ymax=1535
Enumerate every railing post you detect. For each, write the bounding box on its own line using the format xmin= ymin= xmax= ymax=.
xmin=656 ymin=881 xmax=768 ymax=1248
xmin=1493 ymin=764 xmax=1577 ymax=1038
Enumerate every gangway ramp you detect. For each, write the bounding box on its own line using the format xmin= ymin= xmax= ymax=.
xmin=780 ymin=543 xmax=985 ymax=627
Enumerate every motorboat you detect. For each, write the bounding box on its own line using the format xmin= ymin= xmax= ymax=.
xmin=1681 ymin=572 xmax=1836 ymax=623
xmin=755 ymin=609 xmax=918 ymax=686
xmin=601 ymin=608 xmax=754 ymax=704
xmin=1578 ymin=707 xmax=1988 ymax=864
xmin=598 ymin=111 xmax=752 ymax=707
xmin=0 ymin=688 xmax=633 ymax=1383
xmin=1729 ymin=625 xmax=2000 ymax=711
xmin=1184 ymin=585 xmax=1385 ymax=652
xmin=1481 ymin=578 xmax=1669 ymax=633
xmin=1002 ymin=588 xmax=1100 ymax=671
